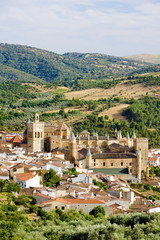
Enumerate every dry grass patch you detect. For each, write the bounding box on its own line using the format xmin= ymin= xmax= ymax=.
xmin=65 ymin=82 xmax=160 ymax=100
xmin=22 ymin=83 xmax=69 ymax=93
xmin=99 ymin=104 xmax=130 ymax=120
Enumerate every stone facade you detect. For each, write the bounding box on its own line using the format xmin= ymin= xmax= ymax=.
xmin=24 ymin=114 xmax=71 ymax=153
xmin=24 ymin=114 xmax=149 ymax=179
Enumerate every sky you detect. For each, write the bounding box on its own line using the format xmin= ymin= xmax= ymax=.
xmin=0 ymin=0 xmax=160 ymax=56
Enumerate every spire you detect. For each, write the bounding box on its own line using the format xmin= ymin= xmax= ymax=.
xmin=132 ymin=130 xmax=136 ymax=138
xmin=70 ymin=132 xmax=75 ymax=140
xmin=119 ymin=131 xmax=122 ymax=139
xmin=86 ymin=148 xmax=92 ymax=157
xmin=117 ymin=131 xmax=120 ymax=139
xmin=127 ymin=132 xmax=130 ymax=139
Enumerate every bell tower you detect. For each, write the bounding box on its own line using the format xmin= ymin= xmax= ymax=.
xmin=27 ymin=113 xmax=45 ymax=153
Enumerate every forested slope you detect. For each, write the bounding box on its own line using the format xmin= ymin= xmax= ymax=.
xmin=0 ymin=43 xmax=149 ymax=84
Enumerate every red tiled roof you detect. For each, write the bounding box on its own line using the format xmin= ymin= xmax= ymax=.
xmin=149 ymin=157 xmax=158 ymax=162
xmin=41 ymin=198 xmax=105 ymax=205
xmin=9 ymin=134 xmax=23 ymax=143
xmin=36 ymin=192 xmax=52 ymax=200
xmin=15 ymin=171 xmax=37 ymax=182
xmin=42 ymin=198 xmax=71 ymax=205
xmin=0 ymin=165 xmax=8 ymax=170
xmin=64 ymin=198 xmax=105 ymax=204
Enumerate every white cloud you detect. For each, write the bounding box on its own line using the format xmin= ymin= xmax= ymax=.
xmin=0 ymin=0 xmax=160 ymax=55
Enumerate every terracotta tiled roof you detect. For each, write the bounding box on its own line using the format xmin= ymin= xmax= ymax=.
xmin=149 ymin=157 xmax=158 ymax=162
xmin=15 ymin=171 xmax=37 ymax=182
xmin=10 ymin=163 xmax=31 ymax=170
xmin=9 ymin=134 xmax=23 ymax=143
xmin=42 ymin=198 xmax=71 ymax=205
xmin=64 ymin=198 xmax=105 ymax=204
xmin=0 ymin=171 xmax=9 ymax=176
xmin=0 ymin=165 xmax=8 ymax=171
xmin=36 ymin=192 xmax=52 ymax=200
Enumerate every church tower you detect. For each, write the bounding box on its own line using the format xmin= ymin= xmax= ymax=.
xmin=86 ymin=148 xmax=92 ymax=168
xmin=69 ymin=132 xmax=77 ymax=164
xmin=136 ymin=149 xmax=141 ymax=181
xmin=27 ymin=114 xmax=45 ymax=153
xmin=135 ymin=138 xmax=148 ymax=174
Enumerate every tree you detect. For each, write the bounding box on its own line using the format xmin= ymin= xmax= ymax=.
xmin=6 ymin=182 xmax=20 ymax=193
xmin=0 ymin=179 xmax=8 ymax=192
xmin=44 ymin=169 xmax=61 ymax=187
xmin=89 ymin=206 xmax=105 ymax=218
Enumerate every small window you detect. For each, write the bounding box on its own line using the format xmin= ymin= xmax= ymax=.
xmin=55 ymin=206 xmax=57 ymax=209
xmin=129 ymin=162 xmax=132 ymax=166
xmin=94 ymin=163 xmax=96 ymax=166
xmin=121 ymin=162 xmax=123 ymax=166
xmin=103 ymin=162 xmax=105 ymax=166
xmin=35 ymin=132 xmax=37 ymax=138
xmin=38 ymin=132 xmax=40 ymax=138
xmin=61 ymin=206 xmax=65 ymax=210
xmin=94 ymin=159 xmax=96 ymax=162
xmin=111 ymin=163 xmax=113 ymax=166
xmin=130 ymin=169 xmax=132 ymax=173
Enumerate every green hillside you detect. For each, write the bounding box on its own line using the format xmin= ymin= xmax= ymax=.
xmin=129 ymin=64 xmax=160 ymax=76
xmin=0 ymin=43 xmax=150 ymax=85
xmin=0 ymin=64 xmax=43 ymax=82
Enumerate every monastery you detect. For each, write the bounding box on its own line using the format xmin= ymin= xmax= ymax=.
xmin=21 ymin=114 xmax=149 ymax=180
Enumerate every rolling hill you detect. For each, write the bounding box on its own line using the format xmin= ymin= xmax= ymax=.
xmin=0 ymin=43 xmax=150 ymax=85
xmin=125 ymin=54 xmax=160 ymax=64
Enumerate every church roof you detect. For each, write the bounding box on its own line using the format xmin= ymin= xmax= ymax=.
xmin=80 ymin=130 xmax=90 ymax=134
xmin=9 ymin=134 xmax=23 ymax=143
xmin=57 ymin=122 xmax=68 ymax=130
xmin=92 ymin=153 xmax=137 ymax=159
xmin=86 ymin=148 xmax=92 ymax=157
xmin=70 ymin=132 xmax=75 ymax=140
xmin=127 ymin=132 xmax=130 ymax=139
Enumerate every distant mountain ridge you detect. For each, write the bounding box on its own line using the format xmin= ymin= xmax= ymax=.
xmin=125 ymin=54 xmax=160 ymax=64
xmin=0 ymin=43 xmax=150 ymax=85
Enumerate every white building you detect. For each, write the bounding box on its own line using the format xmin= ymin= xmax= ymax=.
xmin=15 ymin=171 xmax=41 ymax=188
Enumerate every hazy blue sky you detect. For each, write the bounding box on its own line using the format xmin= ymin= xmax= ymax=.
xmin=0 ymin=0 xmax=160 ymax=56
